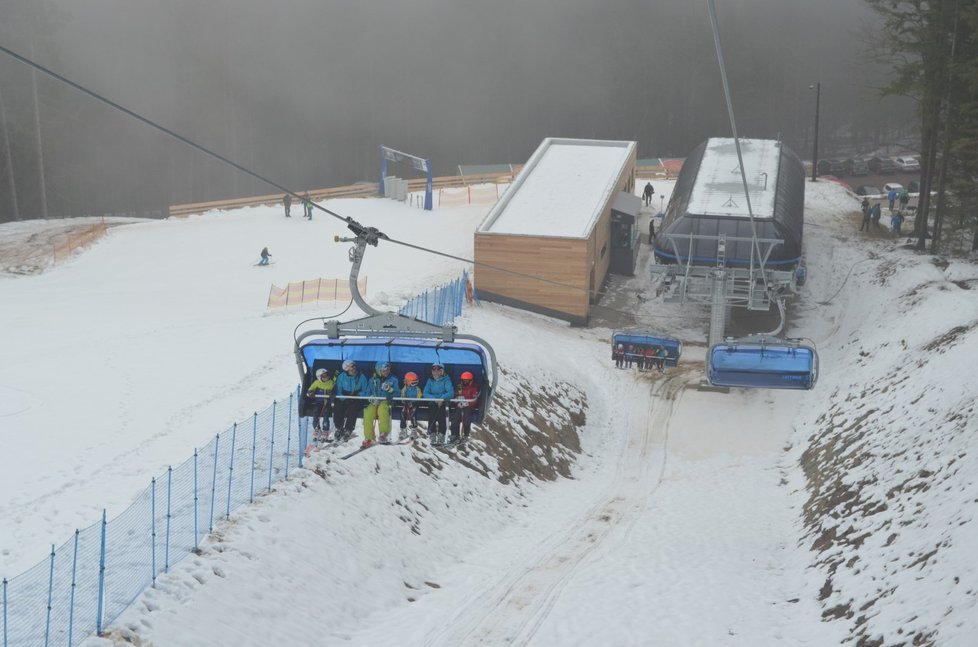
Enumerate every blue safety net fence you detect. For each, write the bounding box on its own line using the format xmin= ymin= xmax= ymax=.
xmin=0 ymin=390 xmax=323 ymax=647
xmin=1 ymin=274 xmax=475 ymax=646
xmin=398 ymin=271 xmax=474 ymax=326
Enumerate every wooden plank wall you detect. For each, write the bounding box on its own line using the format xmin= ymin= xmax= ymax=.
xmin=474 ymin=234 xmax=589 ymax=319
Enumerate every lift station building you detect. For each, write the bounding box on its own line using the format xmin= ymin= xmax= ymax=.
xmin=474 ymin=137 xmax=637 ymax=325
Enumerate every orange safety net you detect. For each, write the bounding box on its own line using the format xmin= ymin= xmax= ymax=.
xmin=267 ymin=278 xmax=368 ymax=309
xmin=52 ymin=220 xmax=108 ymax=264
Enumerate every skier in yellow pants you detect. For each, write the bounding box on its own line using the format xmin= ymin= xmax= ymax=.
xmin=361 ymin=362 xmax=399 ymax=448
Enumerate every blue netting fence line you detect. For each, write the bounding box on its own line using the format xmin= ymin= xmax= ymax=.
xmin=0 ymin=389 xmax=319 ymax=647
xmin=397 ymin=270 xmax=475 ymax=326
xmin=0 ymin=273 xmax=476 ymax=647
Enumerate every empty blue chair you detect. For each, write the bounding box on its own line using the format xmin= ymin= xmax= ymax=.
xmin=708 ymin=338 xmax=818 ymax=390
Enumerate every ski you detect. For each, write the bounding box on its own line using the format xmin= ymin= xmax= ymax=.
xmin=341 ymin=443 xmax=376 ymax=460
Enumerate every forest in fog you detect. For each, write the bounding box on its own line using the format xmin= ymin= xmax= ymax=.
xmin=0 ymin=0 xmax=914 ymax=221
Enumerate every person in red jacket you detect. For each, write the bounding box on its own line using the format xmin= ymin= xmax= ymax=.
xmin=449 ymin=371 xmax=480 ymax=444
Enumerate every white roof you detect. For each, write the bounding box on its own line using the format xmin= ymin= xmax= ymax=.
xmin=478 ymin=138 xmax=635 ymax=238
xmin=687 ymin=138 xmax=781 ymax=219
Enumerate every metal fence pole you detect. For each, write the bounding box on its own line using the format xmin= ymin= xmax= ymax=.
xmin=268 ymin=401 xmax=277 ymax=493
xmin=226 ymin=423 xmax=237 ymax=519
xmin=150 ymin=478 xmax=157 ymax=588
xmin=68 ymin=530 xmax=79 ymax=647
xmin=193 ymin=450 xmax=199 ymax=552
xmin=44 ymin=545 xmax=54 ymax=646
xmin=249 ymin=413 xmax=258 ymax=503
xmin=297 ymin=386 xmax=305 ymax=469
xmin=285 ymin=392 xmax=294 ymax=480
xmin=2 ymin=577 xmax=7 ymax=647
xmin=165 ymin=467 xmax=172 ymax=572
xmin=209 ymin=434 xmax=220 ymax=533
xmin=96 ymin=510 xmax=106 ymax=635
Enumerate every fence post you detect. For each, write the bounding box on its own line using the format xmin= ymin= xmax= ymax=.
xmin=249 ymin=413 xmax=258 ymax=503
xmin=209 ymin=434 xmax=220 ymax=533
xmin=285 ymin=392 xmax=294 ymax=480
xmin=226 ymin=423 xmax=237 ymax=519
xmin=68 ymin=530 xmax=79 ymax=647
xmin=268 ymin=401 xmax=277 ymax=493
xmin=165 ymin=467 xmax=172 ymax=572
xmin=150 ymin=477 xmax=157 ymax=588
xmin=96 ymin=510 xmax=106 ymax=636
xmin=44 ymin=544 xmax=54 ymax=646
xmin=193 ymin=450 xmax=199 ymax=552
xmin=2 ymin=577 xmax=7 ymax=647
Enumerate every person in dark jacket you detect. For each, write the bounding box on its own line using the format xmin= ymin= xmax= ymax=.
xmin=870 ymin=202 xmax=882 ymax=230
xmin=303 ymin=192 xmax=313 ymax=220
xmin=648 ymin=217 xmax=656 ymax=244
xmin=258 ymin=247 xmax=271 ymax=265
xmin=859 ymin=198 xmax=871 ymax=232
xmin=643 ymin=182 xmax=655 ymax=207
xmin=283 ymin=194 xmax=292 ymax=218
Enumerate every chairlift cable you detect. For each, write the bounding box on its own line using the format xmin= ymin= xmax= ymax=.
xmin=705 ymin=0 xmax=769 ymax=291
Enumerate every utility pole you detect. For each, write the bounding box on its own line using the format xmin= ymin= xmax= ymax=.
xmin=809 ymin=82 xmax=820 ymax=182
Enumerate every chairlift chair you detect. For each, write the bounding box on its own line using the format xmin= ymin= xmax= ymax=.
xmin=708 ymin=335 xmax=818 ymax=390
xmin=612 ymin=329 xmax=682 ymax=367
xmin=294 ymin=220 xmax=498 ymax=424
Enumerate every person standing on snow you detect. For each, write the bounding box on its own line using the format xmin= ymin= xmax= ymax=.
xmin=303 ymin=192 xmax=313 ymax=219
xmin=870 ymin=201 xmax=882 ymax=230
xmin=283 ymin=193 xmax=292 ymax=218
xmin=258 ymin=247 xmax=272 ymax=265
xmin=449 ymin=371 xmax=480 ymax=444
xmin=398 ymin=372 xmax=424 ymax=440
xmin=306 ymin=368 xmax=335 ymax=441
xmin=859 ymin=198 xmax=871 ymax=232
xmin=362 ymin=362 xmax=399 ymax=447
xmin=423 ymin=362 xmax=453 ymax=444
xmin=333 ymin=360 xmax=369 ymax=441
xmin=887 ymin=187 xmax=897 ymax=211
xmin=643 ymin=182 xmax=654 ymax=207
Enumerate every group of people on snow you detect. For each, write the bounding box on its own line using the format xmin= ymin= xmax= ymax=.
xmin=860 ymin=189 xmax=910 ymax=237
xmin=305 ymin=360 xmax=481 ymax=449
xmin=282 ymin=192 xmax=314 ymax=219
xmin=613 ymin=344 xmax=667 ymax=373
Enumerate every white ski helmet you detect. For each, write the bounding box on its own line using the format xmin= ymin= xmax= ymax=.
xmin=342 ymin=359 xmax=356 ymax=371
xmin=315 ymin=368 xmax=328 ymax=380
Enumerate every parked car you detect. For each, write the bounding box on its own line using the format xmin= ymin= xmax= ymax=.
xmin=817 ymin=159 xmax=848 ymax=176
xmin=869 ymin=156 xmax=899 ymax=174
xmin=855 ymin=186 xmax=883 ymax=197
xmin=894 ymin=155 xmax=921 ymax=172
xmin=883 ymin=182 xmax=904 ymax=194
xmin=846 ymin=157 xmax=871 ymax=176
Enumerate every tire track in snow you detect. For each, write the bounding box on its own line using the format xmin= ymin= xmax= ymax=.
xmin=424 ymin=371 xmax=687 ymax=646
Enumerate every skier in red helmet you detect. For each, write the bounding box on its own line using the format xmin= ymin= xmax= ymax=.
xmin=449 ymin=370 xmax=480 ymax=444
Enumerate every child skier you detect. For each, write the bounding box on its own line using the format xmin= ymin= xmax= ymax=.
xmin=258 ymin=246 xmax=271 ymax=265
xmin=306 ymin=368 xmax=335 ymax=441
xmin=399 ymin=372 xmax=424 ymax=440
xmin=449 ymin=371 xmax=480 ymax=444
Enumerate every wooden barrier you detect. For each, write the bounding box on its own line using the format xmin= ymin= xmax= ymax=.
xmin=168 ymin=183 xmax=379 ymax=218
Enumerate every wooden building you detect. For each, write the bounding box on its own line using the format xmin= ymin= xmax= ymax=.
xmin=474 ymin=138 xmax=637 ymax=325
